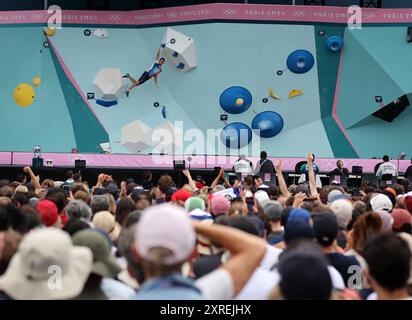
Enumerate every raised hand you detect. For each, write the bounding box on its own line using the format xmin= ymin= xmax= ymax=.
xmin=274 ymin=159 xmax=282 ymax=171
xmin=104 ymin=175 xmax=113 ymax=182
xmin=292 ymin=192 xmax=307 ymax=208
xmin=97 ymin=173 xmax=105 ymax=184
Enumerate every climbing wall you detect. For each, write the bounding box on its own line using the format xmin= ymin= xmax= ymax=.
xmin=0 ymin=21 xmax=409 ymax=158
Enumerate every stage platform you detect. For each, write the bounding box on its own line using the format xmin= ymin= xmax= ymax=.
xmin=1 ymin=152 xmax=411 ymax=172
xmin=0 ymin=152 xmax=410 ymax=188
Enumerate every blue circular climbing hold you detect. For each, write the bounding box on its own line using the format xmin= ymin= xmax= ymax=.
xmin=172 ymin=51 xmax=178 ymax=57
xmin=252 ymin=111 xmax=284 ymax=138
xmin=286 ymin=49 xmax=315 ymax=74
xmin=326 ymin=35 xmax=344 ymax=52
xmin=219 ymin=86 xmax=252 ymax=114
xmin=221 ymin=122 xmax=252 ymax=149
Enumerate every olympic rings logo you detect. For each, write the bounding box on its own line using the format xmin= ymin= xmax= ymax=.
xmin=222 ymin=9 xmax=237 ymax=16
xmin=31 ymin=13 xmax=43 ymax=20
xmin=362 ymin=12 xmax=376 ymax=18
xmin=167 ymin=12 xmax=177 ymax=18
xmin=109 ymin=14 xmax=122 ymax=22
xmin=293 ymin=10 xmax=306 ymax=17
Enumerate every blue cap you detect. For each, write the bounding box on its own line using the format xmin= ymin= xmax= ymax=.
xmin=288 ymin=208 xmax=310 ymax=224
xmin=284 ymin=219 xmax=314 ymax=245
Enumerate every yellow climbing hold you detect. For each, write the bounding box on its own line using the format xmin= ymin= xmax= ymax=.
xmin=235 ymin=98 xmax=244 ymax=106
xmin=32 ymin=76 xmax=41 ymax=86
xmin=288 ymin=89 xmax=304 ymax=99
xmin=13 ymin=83 xmax=35 ymax=107
xmin=269 ymin=88 xmax=280 ymax=100
xmin=44 ymin=27 xmax=56 ymax=37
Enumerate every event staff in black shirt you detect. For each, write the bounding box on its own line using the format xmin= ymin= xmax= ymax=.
xmin=329 ymin=160 xmax=349 ymax=177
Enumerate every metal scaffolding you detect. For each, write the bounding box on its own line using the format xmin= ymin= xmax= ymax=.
xmin=359 ymin=0 xmax=382 ymax=8
xmin=304 ymin=0 xmax=326 ymax=5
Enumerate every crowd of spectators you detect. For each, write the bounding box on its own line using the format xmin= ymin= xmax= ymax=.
xmin=0 ymin=152 xmax=412 ymax=300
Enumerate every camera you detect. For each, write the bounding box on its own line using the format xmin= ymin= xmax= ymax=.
xmin=63 ymin=184 xmax=71 ymax=196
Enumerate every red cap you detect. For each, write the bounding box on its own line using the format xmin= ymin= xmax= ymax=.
xmin=36 ymin=200 xmax=59 ymax=227
xmin=384 ymin=187 xmax=396 ymax=198
xmin=210 ymin=194 xmax=230 ymax=216
xmin=195 ymin=182 xmax=205 ymax=190
xmin=392 ymin=209 xmax=412 ymax=231
xmin=171 ymin=189 xmax=192 ymax=202
xmin=405 ymin=196 xmax=412 ymax=214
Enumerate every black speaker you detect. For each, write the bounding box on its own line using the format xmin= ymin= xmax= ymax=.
xmin=173 ymin=160 xmax=185 ymax=170
xmin=75 ymin=160 xmax=86 ymax=169
xmin=32 ymin=157 xmax=43 ymax=169
xmin=407 ymin=27 xmax=412 ymax=43
xmin=352 ymin=166 xmax=363 ymax=175
xmin=372 ymin=94 xmax=410 ymax=123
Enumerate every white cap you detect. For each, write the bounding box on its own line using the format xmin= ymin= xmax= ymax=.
xmin=136 ymin=204 xmax=195 ymax=265
xmin=370 ymin=194 xmax=393 ymax=212
xmin=254 ymin=190 xmax=270 ymax=205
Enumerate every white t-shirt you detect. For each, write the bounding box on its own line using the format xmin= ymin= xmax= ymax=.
xmin=376 ymin=162 xmax=398 ymax=177
xmin=328 ymin=266 xmax=345 ymax=290
xmin=367 ymin=292 xmax=378 ymax=300
xmin=234 ymin=245 xmax=282 ymax=300
xmin=195 ymin=268 xmax=233 ymax=300
xmin=234 ymin=159 xmax=253 ymax=174
xmin=236 ymin=268 xmax=280 ymax=300
xmin=259 ymin=245 xmax=283 ymax=270
xmin=196 ymin=245 xmax=280 ymax=300
xmin=220 ymin=245 xmax=282 ymax=269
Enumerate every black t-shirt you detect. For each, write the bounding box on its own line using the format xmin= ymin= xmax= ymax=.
xmin=329 ymin=167 xmax=349 ymax=177
xmin=258 ymin=159 xmax=275 ymax=174
xmin=336 ymin=230 xmax=347 ymax=249
xmin=326 ymin=253 xmax=360 ymax=287
xmin=404 ymin=165 xmax=412 ymax=179
xmin=142 ymin=180 xmax=153 ymax=190
xmin=192 ymin=253 xmax=224 ymax=279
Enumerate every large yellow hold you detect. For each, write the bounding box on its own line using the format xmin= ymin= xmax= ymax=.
xmin=13 ymin=83 xmax=35 ymax=107
xmin=44 ymin=27 xmax=56 ymax=37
